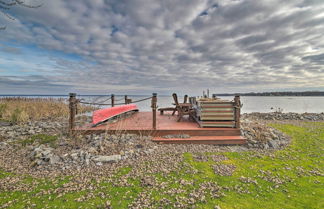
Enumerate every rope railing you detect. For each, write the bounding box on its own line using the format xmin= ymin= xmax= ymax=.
xmin=114 ymin=97 xmax=125 ymax=102
xmin=78 ymin=96 xmax=153 ymax=106
xmin=95 ymin=97 xmax=111 ymax=104
xmin=68 ymin=93 xmax=157 ymax=136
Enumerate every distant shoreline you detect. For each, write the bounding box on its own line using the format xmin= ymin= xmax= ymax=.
xmin=214 ymin=91 xmax=324 ymax=97
xmin=1 ymin=92 xmax=324 ymax=97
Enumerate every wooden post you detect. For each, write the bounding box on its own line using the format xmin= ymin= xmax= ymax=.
xmin=151 ymin=93 xmax=157 ymax=130
xmin=111 ymin=94 xmax=115 ymax=107
xmin=183 ymin=95 xmax=188 ymax=103
xmin=125 ymin=95 xmax=128 ymax=104
xmin=69 ymin=93 xmax=77 ymax=136
xmin=234 ymin=95 xmax=241 ymax=129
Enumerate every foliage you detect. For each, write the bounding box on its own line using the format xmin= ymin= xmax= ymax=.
xmin=0 ymin=97 xmax=96 ymax=123
xmin=0 ymin=103 xmax=7 ymax=118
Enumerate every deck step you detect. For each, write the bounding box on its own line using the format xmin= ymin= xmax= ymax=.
xmin=152 ymin=135 xmax=246 ymax=145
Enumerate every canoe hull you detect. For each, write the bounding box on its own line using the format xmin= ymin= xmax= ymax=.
xmin=92 ymin=104 xmax=139 ymax=126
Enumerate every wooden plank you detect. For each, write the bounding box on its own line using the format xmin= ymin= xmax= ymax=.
xmin=200 ymin=117 xmax=234 ymax=120
xmin=74 ymin=128 xmax=241 ymax=136
xmin=201 ymin=110 xmax=234 ymax=113
xmin=197 ymin=101 xmax=233 ymax=104
xmin=152 ymin=136 xmax=246 ymax=144
xmin=201 ymin=105 xmax=234 ymax=108
xmin=201 ymin=114 xmax=234 ymax=117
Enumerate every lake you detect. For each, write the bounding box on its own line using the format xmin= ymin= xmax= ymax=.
xmin=76 ymin=95 xmax=324 ymax=113
xmin=1 ymin=95 xmax=323 ymax=113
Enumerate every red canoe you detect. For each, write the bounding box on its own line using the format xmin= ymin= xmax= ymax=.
xmin=92 ymin=104 xmax=139 ymax=126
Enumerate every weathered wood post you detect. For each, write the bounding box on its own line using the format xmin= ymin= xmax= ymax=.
xmin=151 ymin=93 xmax=157 ymax=130
xmin=69 ymin=93 xmax=77 ymax=136
xmin=125 ymin=95 xmax=128 ymax=104
xmin=111 ymin=94 xmax=115 ymax=107
xmin=234 ymin=95 xmax=241 ymax=129
xmin=183 ymin=95 xmax=188 ymax=103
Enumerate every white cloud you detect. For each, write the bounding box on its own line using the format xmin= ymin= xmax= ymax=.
xmin=0 ymin=0 xmax=324 ymax=94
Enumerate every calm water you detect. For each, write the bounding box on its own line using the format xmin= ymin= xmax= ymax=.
xmin=1 ymin=95 xmax=323 ymax=113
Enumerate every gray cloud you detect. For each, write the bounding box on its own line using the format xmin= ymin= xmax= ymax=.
xmin=0 ymin=0 xmax=324 ymax=94
xmin=0 ymin=46 xmax=22 ymax=54
xmin=0 ymin=75 xmax=71 ymax=94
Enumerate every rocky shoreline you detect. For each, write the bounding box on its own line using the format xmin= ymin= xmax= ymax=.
xmin=242 ymin=112 xmax=324 ymax=121
xmin=0 ymin=112 xmax=323 ymax=174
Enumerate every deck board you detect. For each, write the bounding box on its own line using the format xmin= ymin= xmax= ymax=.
xmin=75 ymin=112 xmax=245 ymax=144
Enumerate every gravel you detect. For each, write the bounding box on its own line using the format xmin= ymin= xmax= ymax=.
xmin=1 ymin=112 xmax=320 ymax=207
xmin=0 ymin=112 xmax=299 ymax=172
xmin=242 ymin=112 xmax=324 ymax=121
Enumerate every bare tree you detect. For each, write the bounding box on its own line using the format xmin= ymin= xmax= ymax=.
xmin=0 ymin=0 xmax=42 ymax=30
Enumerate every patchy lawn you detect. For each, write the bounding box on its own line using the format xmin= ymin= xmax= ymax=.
xmin=0 ymin=122 xmax=323 ymax=208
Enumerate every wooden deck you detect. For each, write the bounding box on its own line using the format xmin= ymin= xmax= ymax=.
xmin=75 ymin=112 xmax=246 ymax=145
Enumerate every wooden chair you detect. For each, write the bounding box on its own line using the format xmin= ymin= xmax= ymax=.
xmin=172 ymin=94 xmax=188 ymax=115
xmin=172 ymin=93 xmax=195 ymax=122
xmin=158 ymin=94 xmax=188 ymax=115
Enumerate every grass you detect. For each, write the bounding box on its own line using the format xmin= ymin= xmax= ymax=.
xmin=0 ymin=97 xmax=96 ymax=123
xmin=16 ymin=134 xmax=58 ymax=147
xmin=0 ymin=122 xmax=323 ymax=208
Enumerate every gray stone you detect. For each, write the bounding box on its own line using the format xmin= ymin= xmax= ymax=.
xmin=92 ymin=154 xmax=122 ymax=163
xmin=49 ymin=155 xmax=61 ymax=164
xmin=42 ymin=149 xmax=52 ymax=156
xmin=88 ymin=147 xmax=98 ymax=155
xmin=0 ymin=142 xmax=8 ymax=150
xmin=268 ymin=140 xmax=279 ymax=149
xmin=28 ymin=130 xmax=36 ymax=135
xmin=85 ymin=158 xmax=90 ymax=165
xmin=0 ymin=121 xmax=13 ymax=126
xmin=70 ymin=152 xmax=79 ymax=160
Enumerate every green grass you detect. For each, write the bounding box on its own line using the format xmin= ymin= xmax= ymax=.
xmin=16 ymin=134 xmax=58 ymax=147
xmin=0 ymin=122 xmax=323 ymax=208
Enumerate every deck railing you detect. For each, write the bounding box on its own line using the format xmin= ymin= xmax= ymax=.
xmin=68 ymin=93 xmax=157 ymax=136
xmin=68 ymin=93 xmax=241 ymax=136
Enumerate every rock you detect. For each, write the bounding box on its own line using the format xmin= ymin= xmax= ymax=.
xmin=88 ymin=147 xmax=98 ymax=154
xmin=92 ymin=155 xmax=122 ymax=163
xmin=0 ymin=121 xmax=13 ymax=126
xmin=70 ymin=152 xmax=79 ymax=161
xmin=42 ymin=149 xmax=52 ymax=156
xmin=49 ymin=155 xmax=61 ymax=165
xmin=268 ymin=140 xmax=279 ymax=149
xmin=0 ymin=142 xmax=8 ymax=150
xmin=135 ymin=144 xmax=143 ymax=149
xmin=28 ymin=130 xmax=36 ymax=135
xmin=263 ymin=143 xmax=269 ymax=149
xmin=29 ymin=145 xmax=60 ymax=166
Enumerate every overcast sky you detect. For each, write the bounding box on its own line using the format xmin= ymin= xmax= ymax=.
xmin=0 ymin=0 xmax=324 ymax=95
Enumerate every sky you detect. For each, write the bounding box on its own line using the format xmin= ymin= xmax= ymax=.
xmin=0 ymin=0 xmax=324 ymax=95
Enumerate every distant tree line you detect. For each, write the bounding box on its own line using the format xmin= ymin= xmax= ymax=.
xmin=214 ymin=91 xmax=324 ymax=96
